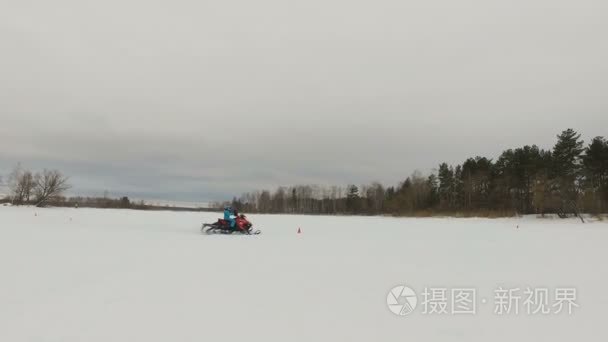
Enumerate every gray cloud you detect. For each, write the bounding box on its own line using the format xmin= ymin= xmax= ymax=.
xmin=1 ymin=0 xmax=607 ymax=201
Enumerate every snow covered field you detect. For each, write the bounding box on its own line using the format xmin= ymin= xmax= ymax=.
xmin=1 ymin=206 xmax=606 ymax=341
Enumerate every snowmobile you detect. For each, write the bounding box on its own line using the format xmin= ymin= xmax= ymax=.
xmin=202 ymin=214 xmax=261 ymax=235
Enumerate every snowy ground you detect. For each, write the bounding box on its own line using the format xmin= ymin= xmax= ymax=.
xmin=1 ymin=206 xmax=606 ymax=341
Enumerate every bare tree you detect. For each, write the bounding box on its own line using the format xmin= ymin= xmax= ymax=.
xmin=366 ymin=182 xmax=385 ymax=214
xmin=0 ymin=175 xmax=5 ymax=201
xmin=8 ymin=164 xmax=36 ymax=204
xmin=33 ymin=169 xmax=71 ymax=207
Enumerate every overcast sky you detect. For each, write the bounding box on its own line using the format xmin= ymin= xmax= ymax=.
xmin=1 ymin=0 xmax=607 ymax=201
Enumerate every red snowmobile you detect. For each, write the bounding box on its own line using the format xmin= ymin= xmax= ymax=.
xmin=202 ymin=214 xmax=261 ymax=235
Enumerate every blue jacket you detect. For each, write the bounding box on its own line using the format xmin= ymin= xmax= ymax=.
xmin=224 ymin=207 xmax=236 ymax=228
xmin=224 ymin=208 xmax=233 ymax=220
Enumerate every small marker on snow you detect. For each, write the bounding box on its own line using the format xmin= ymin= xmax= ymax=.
xmin=297 ymin=227 xmax=302 ymax=234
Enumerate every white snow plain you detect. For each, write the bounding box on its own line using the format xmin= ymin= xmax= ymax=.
xmin=1 ymin=206 xmax=606 ymax=341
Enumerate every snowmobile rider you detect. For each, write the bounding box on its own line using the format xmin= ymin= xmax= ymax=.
xmin=224 ymin=206 xmax=237 ymax=230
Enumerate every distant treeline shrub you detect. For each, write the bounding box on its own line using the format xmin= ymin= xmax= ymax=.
xmin=217 ymin=129 xmax=608 ymax=217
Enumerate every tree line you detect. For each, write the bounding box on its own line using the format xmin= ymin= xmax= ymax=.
xmin=3 ymin=168 xmax=169 ymax=210
xmin=216 ymin=129 xmax=608 ymax=217
xmin=3 ymin=164 xmax=71 ymax=207
xmin=1 ymin=169 xmax=210 ymax=211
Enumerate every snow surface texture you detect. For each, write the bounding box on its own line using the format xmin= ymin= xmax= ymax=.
xmin=1 ymin=206 xmax=606 ymax=341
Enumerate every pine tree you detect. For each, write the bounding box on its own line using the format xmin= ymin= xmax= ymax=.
xmin=494 ymin=145 xmax=550 ymax=213
xmin=453 ymin=165 xmax=464 ymax=209
xmin=291 ymin=188 xmax=297 ymax=213
xmin=582 ymin=137 xmax=608 ymax=212
xmin=552 ymin=129 xmax=584 ymax=202
xmin=427 ymin=174 xmax=439 ymax=208
xmin=346 ymin=185 xmax=360 ymax=213
xmin=437 ymin=163 xmax=454 ymax=210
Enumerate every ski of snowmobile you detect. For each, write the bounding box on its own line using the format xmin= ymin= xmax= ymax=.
xmin=201 ymin=224 xmax=261 ymax=235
